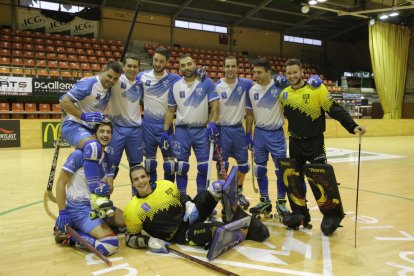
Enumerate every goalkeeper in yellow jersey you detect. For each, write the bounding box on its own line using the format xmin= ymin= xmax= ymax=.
xmin=278 ymin=58 xmax=366 ymax=234
xmin=123 ymin=166 xmax=269 ymax=253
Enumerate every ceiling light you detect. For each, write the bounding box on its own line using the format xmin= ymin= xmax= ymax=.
xmin=308 ymin=0 xmax=317 ymax=5
xmin=369 ymin=18 xmax=376 ymax=25
xmin=317 ymin=0 xmax=327 ymax=2
xmin=301 ymin=5 xmax=310 ymax=13
xmin=389 ymin=12 xmax=399 ymax=17
xmin=379 ymin=14 xmax=389 ymax=20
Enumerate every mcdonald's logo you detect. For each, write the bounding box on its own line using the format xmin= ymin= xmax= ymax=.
xmin=41 ymin=122 xmax=69 ymax=148
xmin=43 ymin=122 xmax=60 ymax=143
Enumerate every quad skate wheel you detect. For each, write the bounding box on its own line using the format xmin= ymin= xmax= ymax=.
xmin=106 ymin=209 xmax=115 ymax=217
xmin=98 ymin=210 xmax=107 ymax=219
xmin=89 ymin=211 xmax=97 ymax=219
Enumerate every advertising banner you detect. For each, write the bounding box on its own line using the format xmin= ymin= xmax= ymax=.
xmin=42 ymin=122 xmax=70 ymax=148
xmin=33 ymin=78 xmax=77 ymax=96
xmin=17 ymin=8 xmax=99 ymax=37
xmin=0 ymin=76 xmax=32 ymax=96
xmin=0 ymin=120 xmax=21 ymax=148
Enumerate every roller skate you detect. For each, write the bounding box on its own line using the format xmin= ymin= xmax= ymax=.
xmin=275 ymin=199 xmax=290 ymax=222
xmin=238 ymin=187 xmax=250 ymax=210
xmin=249 ymin=197 xmax=273 ymax=220
xmin=89 ymin=194 xmax=114 ymax=219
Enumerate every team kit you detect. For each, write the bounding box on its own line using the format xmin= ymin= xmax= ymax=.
xmin=45 ymin=48 xmax=366 ymax=270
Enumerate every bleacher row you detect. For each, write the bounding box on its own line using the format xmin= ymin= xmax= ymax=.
xmin=144 ymin=43 xmax=342 ymax=92
xmin=0 ymin=102 xmax=61 ymax=119
xmin=0 ymin=27 xmax=124 ymax=79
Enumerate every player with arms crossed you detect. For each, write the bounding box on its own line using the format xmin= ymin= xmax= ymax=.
xmin=214 ymin=56 xmax=254 ymax=209
xmin=163 ymin=54 xmax=219 ymax=194
xmin=107 ymin=55 xmax=144 ymax=195
xmin=54 ymin=121 xmax=125 ymax=256
xmin=137 ymin=47 xmax=181 ymax=183
xmin=279 ymin=58 xmax=366 ymax=234
xmin=60 ymin=61 xmax=123 ymax=214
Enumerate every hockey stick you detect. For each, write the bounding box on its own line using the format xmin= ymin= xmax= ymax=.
xmin=44 ymin=118 xmax=63 ymax=204
xmin=168 ymin=247 xmax=239 ymax=276
xmin=354 ymin=134 xmax=362 ymax=248
xmin=251 ymin=149 xmax=258 ymax=193
xmin=206 ymin=140 xmax=215 ymax=188
xmin=66 ymin=226 xmax=112 ymax=267
xmin=214 ymin=143 xmax=228 ymax=180
xmin=43 ymin=191 xmax=57 ymax=220
xmin=120 ymin=1 xmax=142 ymax=62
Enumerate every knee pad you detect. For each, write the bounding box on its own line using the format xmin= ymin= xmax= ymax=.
xmin=163 ymin=160 xmax=176 ymax=175
xmin=237 ymin=162 xmax=250 ymax=174
xmin=197 ymin=162 xmax=209 ymax=176
xmin=82 ymin=140 xmax=102 ymax=161
xmin=96 ymin=235 xmax=119 ymax=256
xmin=254 ymin=164 xmax=267 ymax=179
xmin=216 ymin=161 xmax=229 ymax=174
xmin=144 ymin=159 xmax=157 ymax=174
xmin=176 ymin=161 xmax=190 ymax=176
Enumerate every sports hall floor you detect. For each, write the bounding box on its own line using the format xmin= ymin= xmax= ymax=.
xmin=0 ymin=135 xmax=413 ymax=276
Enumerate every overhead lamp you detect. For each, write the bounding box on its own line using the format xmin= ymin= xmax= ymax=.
xmin=389 ymin=12 xmax=399 ymax=17
xmin=369 ymin=18 xmax=376 ymax=25
xmin=379 ymin=14 xmax=389 ymax=20
xmin=308 ymin=0 xmax=317 ymax=5
xmin=301 ymin=5 xmax=310 ymax=13
xmin=317 ymin=0 xmax=327 ymax=2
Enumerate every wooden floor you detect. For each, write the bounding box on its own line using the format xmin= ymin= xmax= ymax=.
xmin=1 ymin=136 xmax=414 ymax=276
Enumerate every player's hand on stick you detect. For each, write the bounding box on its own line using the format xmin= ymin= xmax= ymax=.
xmin=160 ymin=131 xmax=170 ymax=151
xmin=245 ymin=133 xmax=253 ymax=150
xmin=55 ymin=209 xmax=72 ymax=233
xmin=207 ymin=122 xmax=219 ymax=142
xmin=81 ymin=112 xmax=105 ymax=123
xmin=274 ymin=74 xmax=289 ymax=88
xmin=183 ymin=201 xmax=199 ymax=224
xmin=354 ymin=126 xmax=366 ymax=135
xmin=148 ymin=237 xmax=170 ymax=254
xmin=307 ymin=75 xmax=322 ymax=88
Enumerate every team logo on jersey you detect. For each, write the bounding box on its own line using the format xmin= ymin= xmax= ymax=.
xmin=141 ymin=202 xmax=151 ymax=212
xmin=271 ymin=89 xmax=278 ymax=97
xmin=237 ymin=86 xmax=242 ymax=95
xmin=165 ymin=188 xmax=173 ymax=196
xmin=303 ymin=94 xmax=310 ymax=103
xmin=254 ymin=93 xmax=259 ymax=100
xmin=196 ymin=88 xmax=203 ymax=95
xmin=221 ymin=92 xmax=228 ymax=99
xmin=121 ymin=82 xmax=127 ymax=89
xmin=162 ymin=80 xmax=170 ymax=87
xmin=179 ymin=91 xmax=185 ymax=98
xmin=96 ymin=94 xmax=101 ymax=100
xmin=283 ymin=92 xmax=288 ymax=99
xmin=145 ymin=80 xmax=151 ymax=86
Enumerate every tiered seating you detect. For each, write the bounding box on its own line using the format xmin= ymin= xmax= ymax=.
xmin=0 ymin=102 xmax=62 ymax=119
xmin=0 ymin=27 xmax=124 ymax=80
xmin=144 ymin=43 xmax=248 ymax=81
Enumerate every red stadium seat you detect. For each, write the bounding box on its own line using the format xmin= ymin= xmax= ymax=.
xmin=11 ymin=103 xmax=24 ymax=119
xmin=39 ymin=103 xmax=51 ymax=119
xmin=51 ymin=103 xmax=62 ymax=119
xmin=24 ymin=103 xmax=38 ymax=119
xmin=0 ymin=67 xmax=10 ymax=75
xmin=0 ymin=102 xmax=9 ymax=119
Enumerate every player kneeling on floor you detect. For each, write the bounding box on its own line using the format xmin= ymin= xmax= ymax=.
xmin=54 ymin=121 xmax=125 ymax=256
xmin=124 ymin=165 xmax=269 ymax=259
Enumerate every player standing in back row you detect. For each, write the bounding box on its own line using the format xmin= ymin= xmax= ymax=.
xmin=136 ymin=47 xmax=181 ymax=183
xmin=214 ymin=56 xmax=253 ymax=209
xmin=107 ymin=55 xmax=144 ymax=196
